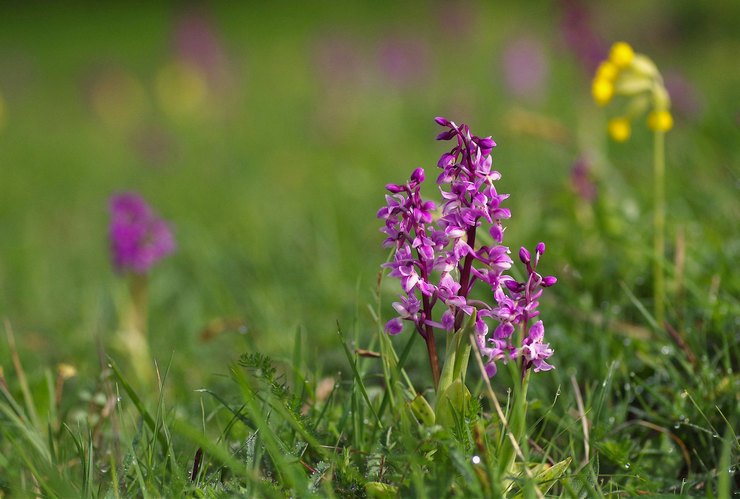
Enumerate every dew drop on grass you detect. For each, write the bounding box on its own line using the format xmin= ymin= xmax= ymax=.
xmin=624 ymin=463 xmax=630 ymax=469
xmin=472 ymin=455 xmax=481 ymax=465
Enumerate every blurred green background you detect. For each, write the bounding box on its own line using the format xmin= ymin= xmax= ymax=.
xmin=1 ymin=1 xmax=738 ymax=386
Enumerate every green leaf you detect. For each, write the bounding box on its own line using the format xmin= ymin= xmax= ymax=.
xmin=409 ymin=393 xmax=435 ymax=426
xmin=435 ymin=379 xmax=471 ymax=429
xmin=365 ymin=481 xmax=398 ymax=498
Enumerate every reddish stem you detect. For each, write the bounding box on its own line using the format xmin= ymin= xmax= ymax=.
xmin=416 ymin=248 xmax=441 ymax=390
xmin=454 ymin=227 xmax=477 ymax=330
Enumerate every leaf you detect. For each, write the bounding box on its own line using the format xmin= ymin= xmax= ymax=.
xmin=365 ymin=481 xmax=398 ymax=498
xmin=409 ymin=393 xmax=435 ymax=426
xmin=512 ymin=457 xmax=572 ymax=498
xmin=435 ymin=379 xmax=471 ymax=429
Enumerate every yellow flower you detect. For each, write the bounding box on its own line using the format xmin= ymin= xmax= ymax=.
xmin=608 ymin=117 xmax=631 ymax=142
xmin=595 ymin=61 xmax=619 ymax=82
xmin=647 ymin=110 xmax=673 ymax=132
xmin=609 ymin=42 xmax=635 ymax=69
xmin=155 ymin=59 xmax=208 ymax=119
xmin=592 ymin=77 xmax=614 ymax=106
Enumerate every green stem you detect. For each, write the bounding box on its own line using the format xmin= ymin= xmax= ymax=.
xmin=653 ymin=130 xmax=666 ymax=328
xmin=434 ymin=312 xmax=475 ymax=425
xmin=437 ymin=324 xmax=472 ymax=397
xmin=119 ymin=273 xmax=153 ymax=386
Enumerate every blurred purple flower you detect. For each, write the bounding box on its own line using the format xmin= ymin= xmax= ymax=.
xmin=109 ymin=193 xmax=175 ymax=274
xmin=313 ymin=33 xmax=365 ymax=88
xmin=502 ymin=36 xmax=549 ymax=100
xmin=663 ymin=70 xmax=703 ymax=120
xmin=377 ymin=35 xmax=431 ymax=88
xmin=570 ymin=156 xmax=597 ymax=202
xmin=558 ymin=0 xmax=608 ymax=73
xmin=173 ymin=8 xmax=231 ymax=90
xmin=434 ymin=0 xmax=477 ymax=39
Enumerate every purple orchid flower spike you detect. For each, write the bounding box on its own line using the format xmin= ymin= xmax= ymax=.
xmin=379 ymin=118 xmax=557 ymax=381
xmin=109 ymin=192 xmax=176 ymax=274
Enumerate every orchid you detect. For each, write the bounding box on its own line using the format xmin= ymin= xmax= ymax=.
xmin=109 ymin=192 xmax=175 ymax=274
xmin=379 ymin=118 xmax=556 ymax=383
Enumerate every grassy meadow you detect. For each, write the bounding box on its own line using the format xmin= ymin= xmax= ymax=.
xmin=0 ymin=2 xmax=738 ymax=496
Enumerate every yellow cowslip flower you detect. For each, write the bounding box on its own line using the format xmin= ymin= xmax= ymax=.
xmin=608 ymin=117 xmax=631 ymax=142
xmin=596 ymin=60 xmax=619 ymax=82
xmin=592 ymin=77 xmax=614 ymax=106
xmin=609 ymin=42 xmax=635 ymax=69
xmin=647 ymin=110 xmax=673 ymax=132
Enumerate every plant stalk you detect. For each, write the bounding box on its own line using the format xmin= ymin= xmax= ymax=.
xmin=498 ymin=364 xmax=530 ymax=483
xmin=119 ymin=273 xmax=154 ymax=386
xmin=653 ymin=130 xmax=666 ymax=328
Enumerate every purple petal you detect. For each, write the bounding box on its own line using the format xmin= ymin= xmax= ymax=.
xmin=385 ymin=318 xmax=404 ymax=335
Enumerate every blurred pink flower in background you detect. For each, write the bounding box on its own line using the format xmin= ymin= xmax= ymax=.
xmin=663 ymin=70 xmax=703 ymax=120
xmin=434 ymin=0 xmax=477 ymax=40
xmin=172 ymin=8 xmax=233 ymax=93
xmin=313 ymin=33 xmax=366 ymax=89
xmin=570 ymin=156 xmax=597 ymax=203
xmin=501 ymin=36 xmax=549 ymax=101
xmin=377 ymin=35 xmax=431 ymax=89
xmin=558 ymin=0 xmax=608 ymax=73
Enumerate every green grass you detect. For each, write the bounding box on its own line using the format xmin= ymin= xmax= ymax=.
xmin=1 ymin=2 xmax=739 ymax=497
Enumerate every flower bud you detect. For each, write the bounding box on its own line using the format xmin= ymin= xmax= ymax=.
xmin=609 ymin=41 xmax=635 ymax=69
xmin=410 ymin=167 xmax=425 ymax=184
xmin=519 ymin=247 xmax=531 ymax=264
xmin=592 ymin=77 xmax=614 ymax=106
xmin=608 ymin=117 xmax=631 ymax=142
xmin=436 ymin=129 xmax=456 ymax=141
xmin=536 ymin=242 xmax=546 ymax=255
xmin=595 ymin=60 xmax=618 ymax=81
xmin=542 ymin=276 xmax=557 ymax=287
xmin=647 ymin=110 xmax=673 ymax=132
